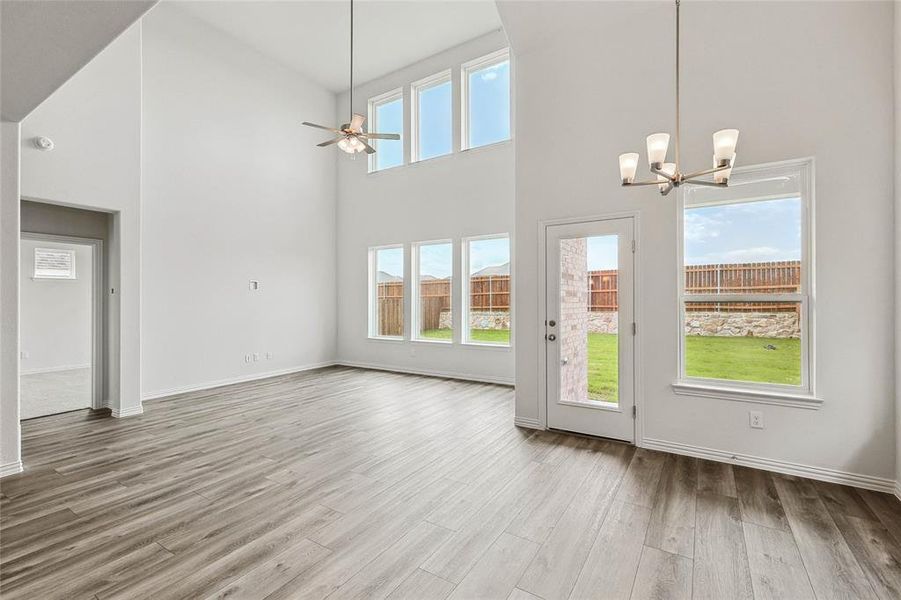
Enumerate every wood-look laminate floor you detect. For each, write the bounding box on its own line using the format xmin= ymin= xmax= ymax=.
xmin=2 ymin=366 xmax=901 ymax=600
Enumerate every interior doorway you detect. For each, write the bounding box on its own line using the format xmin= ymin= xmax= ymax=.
xmin=20 ymin=234 xmax=103 ymax=419
xmin=545 ymin=217 xmax=636 ymax=442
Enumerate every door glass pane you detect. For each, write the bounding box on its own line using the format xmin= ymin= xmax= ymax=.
xmin=559 ymin=235 xmax=618 ymax=404
xmin=684 ymin=300 xmax=802 ymax=385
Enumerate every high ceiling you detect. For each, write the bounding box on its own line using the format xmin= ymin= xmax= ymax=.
xmin=173 ymin=0 xmax=504 ymax=92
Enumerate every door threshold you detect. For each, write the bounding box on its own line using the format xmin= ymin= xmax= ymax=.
xmin=548 ymin=427 xmax=634 ymax=446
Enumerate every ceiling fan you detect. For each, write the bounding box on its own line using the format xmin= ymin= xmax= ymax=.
xmin=302 ymin=0 xmax=399 ymax=155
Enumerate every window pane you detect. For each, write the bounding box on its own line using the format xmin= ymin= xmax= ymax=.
xmin=684 ymin=301 xmax=802 ymax=385
xmin=374 ymin=98 xmax=403 ymax=170
xmin=417 ymin=243 xmax=452 ymax=341
xmin=684 ymin=197 xmax=802 ymax=294
xmin=467 ymin=237 xmax=510 ymax=344
xmin=417 ymin=80 xmax=452 ymax=160
xmin=376 ymin=247 xmax=404 ymax=337
xmin=467 ymin=59 xmax=510 ymax=148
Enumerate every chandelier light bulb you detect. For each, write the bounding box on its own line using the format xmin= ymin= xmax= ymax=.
xmin=618 ymin=153 xmax=639 ymax=184
xmin=646 ymin=133 xmax=670 ymax=167
xmin=714 ymin=152 xmax=736 ymax=184
xmin=713 ymin=129 xmax=739 ymax=164
xmin=337 ymin=137 xmax=352 ymax=153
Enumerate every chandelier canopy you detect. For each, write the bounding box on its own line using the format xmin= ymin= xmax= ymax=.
xmin=618 ymin=0 xmax=739 ymax=195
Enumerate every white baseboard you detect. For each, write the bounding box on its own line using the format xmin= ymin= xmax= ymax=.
xmin=111 ymin=405 xmax=144 ymax=418
xmin=642 ymin=437 xmax=896 ymax=494
xmin=142 ymin=361 xmax=338 ymax=401
xmin=0 ymin=460 xmax=23 ymax=478
xmin=336 ymin=360 xmax=514 ymax=387
xmin=895 ymin=481 xmax=901 ymax=502
xmin=514 ymin=416 xmax=543 ymax=430
xmin=21 ymin=363 xmax=91 ymax=376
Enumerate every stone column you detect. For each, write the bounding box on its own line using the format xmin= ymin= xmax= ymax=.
xmin=559 ymin=238 xmax=588 ymax=403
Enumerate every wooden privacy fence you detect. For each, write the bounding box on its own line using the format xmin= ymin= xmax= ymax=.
xmin=376 ymin=260 xmax=802 ymax=334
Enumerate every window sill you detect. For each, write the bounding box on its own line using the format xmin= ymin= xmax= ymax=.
xmin=368 ymin=336 xmax=405 ymax=343
xmin=411 ymin=338 xmax=452 ymax=346
xmin=671 ymin=382 xmax=823 ymax=409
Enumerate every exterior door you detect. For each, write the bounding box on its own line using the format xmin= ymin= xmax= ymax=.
xmin=546 ymin=218 xmax=635 ymax=441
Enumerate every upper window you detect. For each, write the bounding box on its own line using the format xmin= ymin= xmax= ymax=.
xmin=463 ymin=49 xmax=511 ymax=150
xmin=369 ymin=245 xmax=405 ymax=339
xmin=413 ymin=241 xmax=453 ymax=342
xmin=368 ymin=89 xmax=404 ymax=172
xmin=412 ymin=71 xmax=452 ymax=162
xmin=463 ymin=235 xmax=511 ymax=346
xmin=680 ymin=159 xmax=813 ymax=394
xmin=33 ymin=248 xmax=76 ymax=280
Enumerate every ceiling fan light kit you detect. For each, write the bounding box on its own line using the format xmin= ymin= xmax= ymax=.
xmin=619 ymin=0 xmax=740 ymax=196
xmin=301 ymin=0 xmax=400 ymax=156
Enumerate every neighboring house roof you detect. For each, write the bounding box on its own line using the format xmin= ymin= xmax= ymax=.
xmin=472 ymin=262 xmax=510 ymax=277
xmin=377 ymin=271 xmax=403 ymax=283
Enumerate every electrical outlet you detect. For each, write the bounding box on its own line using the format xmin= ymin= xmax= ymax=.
xmin=749 ymin=411 xmax=764 ymax=429
xmin=252 ymin=352 xmax=260 ymax=362
xmin=244 ymin=354 xmax=252 ymax=363
xmin=20 ymin=350 xmax=29 ymax=359
xmin=248 ymin=280 xmax=261 ymax=291
xmin=266 ymin=352 xmax=273 ymax=360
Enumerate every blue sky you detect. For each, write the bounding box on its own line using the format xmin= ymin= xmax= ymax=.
xmin=684 ymin=197 xmax=801 ymax=265
xmin=469 ymin=237 xmax=509 ymax=274
xmin=419 ymin=242 xmax=452 ymax=278
xmin=587 ymin=236 xmax=618 ymax=270
xmin=372 ymin=59 xmax=510 ymax=167
xmin=418 ymin=81 xmax=452 ymax=160
xmin=469 ymin=61 xmax=510 ymax=148
xmin=377 ymin=246 xmax=403 ymax=277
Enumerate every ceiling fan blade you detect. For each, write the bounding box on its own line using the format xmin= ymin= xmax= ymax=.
xmin=317 ymin=138 xmax=341 ymax=147
xmin=349 ymin=113 xmax=366 ymax=132
xmin=303 ymin=121 xmax=340 ymax=132
xmin=362 ymin=132 xmax=400 ymax=140
xmin=359 ymin=139 xmax=376 ymax=154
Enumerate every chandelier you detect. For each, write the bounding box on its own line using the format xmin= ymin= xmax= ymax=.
xmin=618 ymin=0 xmax=739 ymax=195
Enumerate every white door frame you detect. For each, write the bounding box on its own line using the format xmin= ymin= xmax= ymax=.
xmin=20 ymin=232 xmax=104 ymax=411
xmin=537 ymin=210 xmax=644 ymax=445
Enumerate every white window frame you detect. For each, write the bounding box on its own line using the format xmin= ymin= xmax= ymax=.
xmin=412 ymin=239 xmax=454 ymax=343
xmin=33 ymin=247 xmax=76 ymax=280
xmin=462 ymin=233 xmax=512 ymax=348
xmin=367 ymin=88 xmax=404 ymax=173
xmin=674 ymin=157 xmax=818 ymax=407
xmin=411 ymin=70 xmax=452 ymax=163
xmin=461 ymin=48 xmax=511 ymax=151
xmin=368 ymin=244 xmax=405 ymax=340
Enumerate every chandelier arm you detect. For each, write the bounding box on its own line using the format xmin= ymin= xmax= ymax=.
xmin=649 ymin=163 xmax=679 ymax=182
xmin=681 ymin=164 xmax=732 ymax=180
xmin=622 ymin=179 xmax=671 ymax=187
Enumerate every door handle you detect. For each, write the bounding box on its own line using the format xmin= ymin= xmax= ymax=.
xmin=547 ymin=334 xmax=556 ymax=341
xmin=561 ymin=357 xmax=568 ymax=365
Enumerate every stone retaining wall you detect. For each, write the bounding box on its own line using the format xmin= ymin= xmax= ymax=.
xmin=439 ymin=310 xmax=509 ymax=331
xmin=586 ymin=310 xmax=799 ymax=338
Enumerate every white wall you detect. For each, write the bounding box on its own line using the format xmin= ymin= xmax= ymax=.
xmin=0 ymin=121 xmax=22 ymax=476
xmin=335 ymin=31 xmax=515 ymax=384
xmin=20 ymin=240 xmax=92 ymax=373
xmin=500 ymin=1 xmax=896 ymax=483
xmin=20 ymin=23 xmax=142 ymax=417
xmin=140 ymin=5 xmax=337 ymax=397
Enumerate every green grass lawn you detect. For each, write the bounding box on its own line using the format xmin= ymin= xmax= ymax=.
xmin=421 ymin=328 xmax=510 ymax=344
xmin=421 ymin=330 xmax=800 ymax=401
